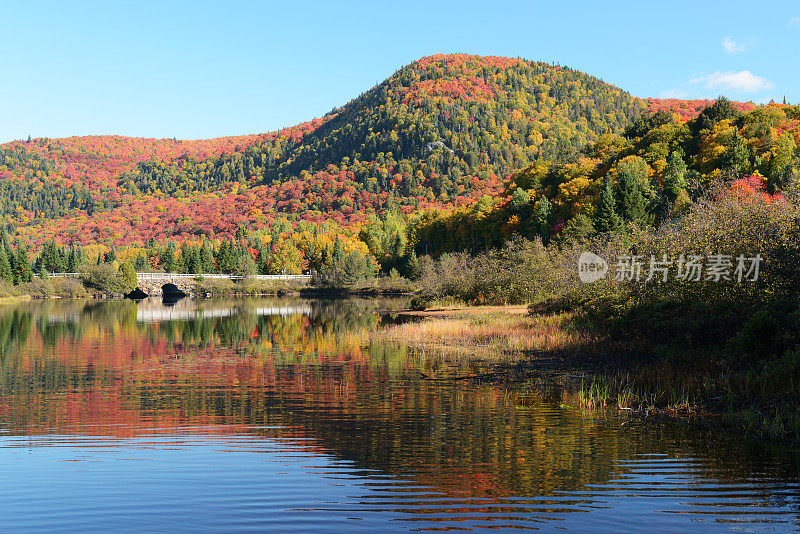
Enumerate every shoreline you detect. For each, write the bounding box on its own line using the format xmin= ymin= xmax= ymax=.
xmin=390 ymin=305 xmax=530 ymax=317
xmin=373 ymin=305 xmax=800 ymax=443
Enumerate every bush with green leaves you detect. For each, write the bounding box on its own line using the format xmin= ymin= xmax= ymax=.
xmin=80 ymin=263 xmax=137 ymax=295
xmin=416 ymin=237 xmax=578 ymax=305
xmin=22 ymin=278 xmax=89 ymax=299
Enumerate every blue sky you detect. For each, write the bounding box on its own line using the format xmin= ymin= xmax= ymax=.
xmin=1 ymin=0 xmax=798 ymax=142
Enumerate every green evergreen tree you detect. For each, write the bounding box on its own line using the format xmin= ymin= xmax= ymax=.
xmin=332 ymin=237 xmax=344 ymax=263
xmin=0 ymin=229 xmax=15 ymax=277
xmin=66 ymin=245 xmax=82 ymax=272
xmin=663 ymin=151 xmax=687 ymax=201
xmin=594 ymin=178 xmax=623 ymax=233
xmin=161 ymin=241 xmax=177 ymax=272
xmin=404 ymin=251 xmax=420 ymax=280
xmin=15 ymin=246 xmax=33 ymax=283
xmin=532 ymin=195 xmax=552 ymax=242
xmin=725 ymin=133 xmax=750 ymax=177
xmin=693 ymin=96 xmax=740 ymax=132
xmin=176 ymin=243 xmax=191 ymax=273
xmin=0 ymin=248 xmax=12 ymax=284
xmin=616 ymin=159 xmax=648 ymax=224
xmin=187 ymin=245 xmax=200 ymax=274
xmin=40 ymin=239 xmax=64 ymax=272
xmin=199 ymin=240 xmax=215 ymax=273
xmin=134 ymin=253 xmax=147 ymax=271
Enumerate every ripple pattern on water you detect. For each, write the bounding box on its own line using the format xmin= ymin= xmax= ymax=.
xmin=0 ymin=298 xmax=797 ymax=532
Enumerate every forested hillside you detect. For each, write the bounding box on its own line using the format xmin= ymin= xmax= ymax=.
xmin=411 ymin=98 xmax=799 ymax=254
xmin=1 ymin=54 xmax=646 ymax=244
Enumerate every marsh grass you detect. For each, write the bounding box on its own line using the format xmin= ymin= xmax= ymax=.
xmin=376 ymin=304 xmax=800 ymax=441
xmin=576 ymin=344 xmax=800 ymax=441
xmin=373 ymin=310 xmax=608 ymax=362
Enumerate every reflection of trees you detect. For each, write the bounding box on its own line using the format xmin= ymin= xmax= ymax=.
xmin=0 ymin=309 xmax=33 ymax=393
xmin=0 ymin=298 xmax=799 ymax=522
xmin=0 ymin=297 xmax=392 ymax=360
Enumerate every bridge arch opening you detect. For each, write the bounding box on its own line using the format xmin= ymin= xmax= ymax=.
xmin=161 ymin=283 xmax=187 ymax=298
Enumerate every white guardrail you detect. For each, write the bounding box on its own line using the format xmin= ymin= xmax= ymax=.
xmin=48 ymin=273 xmax=312 ymax=282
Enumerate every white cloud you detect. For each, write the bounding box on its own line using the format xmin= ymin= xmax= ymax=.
xmin=789 ymin=16 xmax=800 ymax=26
xmin=690 ymin=70 xmax=774 ymax=92
xmin=722 ymin=36 xmax=751 ymax=54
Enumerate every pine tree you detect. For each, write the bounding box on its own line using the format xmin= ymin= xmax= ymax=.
xmin=199 ymin=240 xmax=215 ymax=273
xmin=176 ymin=244 xmax=190 ymax=273
xmin=162 ymin=241 xmax=176 ymax=273
xmin=332 ymin=237 xmax=344 ymax=263
xmin=0 ymin=248 xmax=13 ymax=284
xmin=66 ymin=245 xmax=83 ymax=272
xmin=594 ymin=178 xmax=623 ymax=233
xmin=532 ymin=195 xmax=552 ymax=242
xmin=40 ymin=239 xmax=64 ymax=272
xmin=187 ymin=245 xmax=199 ymax=274
xmin=663 ymin=151 xmax=687 ymax=201
xmin=617 ymin=159 xmax=648 ymax=224
xmin=134 ymin=253 xmax=147 ymax=271
xmin=724 ymin=134 xmax=750 ymax=177
xmin=404 ymin=250 xmax=420 ymax=280
xmin=15 ymin=245 xmax=33 ymax=283
xmin=0 ymin=229 xmax=14 ymax=277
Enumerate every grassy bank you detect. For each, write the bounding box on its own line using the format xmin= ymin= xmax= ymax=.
xmin=374 ymin=305 xmax=800 ymax=442
xmin=376 ymin=309 xmax=599 ymax=358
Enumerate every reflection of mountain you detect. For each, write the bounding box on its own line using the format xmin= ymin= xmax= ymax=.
xmin=0 ymin=299 xmax=799 ymax=530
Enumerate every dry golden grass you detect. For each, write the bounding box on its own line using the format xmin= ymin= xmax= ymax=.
xmin=374 ymin=310 xmax=598 ymax=359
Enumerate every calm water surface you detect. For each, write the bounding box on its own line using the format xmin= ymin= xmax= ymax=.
xmin=0 ymin=297 xmax=798 ymax=532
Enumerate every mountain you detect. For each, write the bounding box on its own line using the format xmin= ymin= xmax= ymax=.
xmin=0 ymin=54 xmax=755 ymax=246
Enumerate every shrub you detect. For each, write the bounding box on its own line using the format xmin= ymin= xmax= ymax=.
xmin=417 ymin=237 xmax=577 ymax=305
xmin=0 ymin=280 xmax=19 ymax=298
xmin=193 ymin=278 xmax=235 ymax=296
xmin=22 ymin=278 xmax=89 ymax=299
xmin=80 ymin=264 xmax=135 ymax=295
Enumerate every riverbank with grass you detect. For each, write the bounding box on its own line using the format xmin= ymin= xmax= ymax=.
xmin=374 ymin=304 xmax=800 ymax=442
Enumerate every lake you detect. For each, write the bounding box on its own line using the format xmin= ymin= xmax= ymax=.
xmin=0 ymin=297 xmax=798 ymax=532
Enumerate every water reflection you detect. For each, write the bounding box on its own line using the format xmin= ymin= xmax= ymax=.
xmin=0 ymin=298 xmax=798 ymax=532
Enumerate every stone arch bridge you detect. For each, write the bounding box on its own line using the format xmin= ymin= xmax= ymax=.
xmin=49 ymin=273 xmax=312 ymax=295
